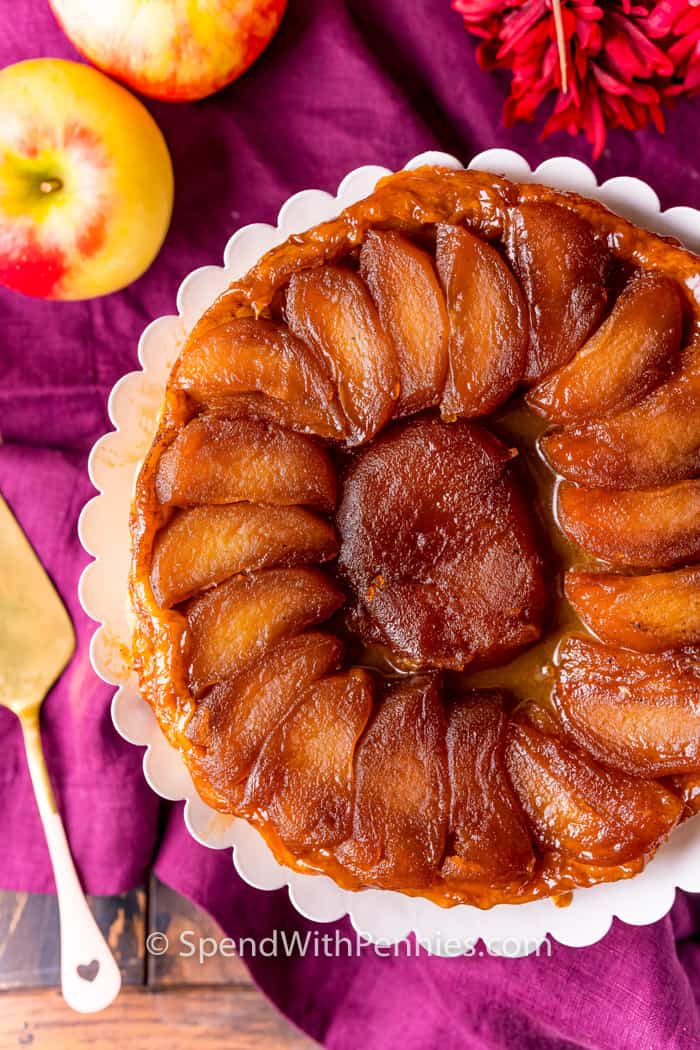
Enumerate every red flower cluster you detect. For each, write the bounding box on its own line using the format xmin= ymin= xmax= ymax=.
xmin=452 ymin=0 xmax=700 ymax=158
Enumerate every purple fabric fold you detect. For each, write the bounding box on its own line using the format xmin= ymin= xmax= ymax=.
xmin=1 ymin=2 xmax=699 ymax=1047
xmin=155 ymin=812 xmax=700 ymax=1050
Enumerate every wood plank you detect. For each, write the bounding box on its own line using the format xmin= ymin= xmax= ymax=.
xmin=0 ymin=889 xmax=146 ymax=990
xmin=149 ymin=881 xmax=252 ymax=986
xmin=148 ymin=876 xmax=252 ymax=987
xmin=0 ymin=987 xmax=318 ymax=1049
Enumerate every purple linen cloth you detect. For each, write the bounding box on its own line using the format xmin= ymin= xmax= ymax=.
xmin=1 ymin=2 xmax=699 ymax=1047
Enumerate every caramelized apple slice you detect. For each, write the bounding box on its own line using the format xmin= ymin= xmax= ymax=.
xmin=359 ymin=230 xmax=448 ymax=415
xmin=554 ymin=636 xmax=700 ymax=776
xmin=286 ymin=265 xmax=399 ymax=443
xmin=151 ymin=503 xmax=338 ymax=608
xmin=565 ymin=567 xmax=700 ymax=652
xmin=155 ymin=416 xmax=337 ymax=511
xmin=540 ymin=343 xmax=700 ymax=488
xmin=335 ymin=675 xmax=448 ymax=887
xmin=506 ymin=719 xmax=682 ymax=864
xmin=435 ymin=224 xmax=527 ymax=417
xmin=186 ymin=632 xmax=344 ymax=806
xmin=174 ymin=317 xmax=344 ymax=438
xmin=337 ymin=417 xmax=544 ymax=669
xmin=243 ymin=669 xmax=373 ymax=851
xmin=194 ymin=393 xmax=340 ymax=436
xmin=557 ymin=479 xmax=700 ymax=569
xmin=505 ymin=201 xmax=608 ymax=383
xmin=186 ymin=567 xmax=344 ymax=696
xmin=672 ymin=773 xmax=700 ymax=815
xmin=527 ymin=273 xmax=682 ymax=422
xmin=441 ymin=693 xmax=536 ymax=888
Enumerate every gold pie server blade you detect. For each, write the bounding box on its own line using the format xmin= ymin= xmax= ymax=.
xmin=0 ymin=493 xmax=121 ymax=1013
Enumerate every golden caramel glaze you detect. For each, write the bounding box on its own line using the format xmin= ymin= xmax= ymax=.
xmin=130 ymin=166 xmax=700 ymax=908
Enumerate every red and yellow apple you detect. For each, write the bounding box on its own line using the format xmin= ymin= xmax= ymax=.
xmin=0 ymin=59 xmax=173 ymax=300
xmin=48 ymin=0 xmax=287 ymax=102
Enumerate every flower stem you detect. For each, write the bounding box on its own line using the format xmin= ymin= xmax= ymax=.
xmin=551 ymin=0 xmax=568 ymax=94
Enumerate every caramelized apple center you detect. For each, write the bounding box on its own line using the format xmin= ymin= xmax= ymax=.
xmin=330 ymin=401 xmax=599 ymax=704
xmin=335 ymin=416 xmax=546 ymax=673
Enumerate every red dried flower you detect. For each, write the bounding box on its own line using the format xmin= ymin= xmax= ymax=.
xmin=453 ymin=0 xmax=700 ymax=158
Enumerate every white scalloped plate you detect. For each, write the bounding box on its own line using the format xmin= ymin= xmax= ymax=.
xmin=78 ymin=150 xmax=700 ymax=957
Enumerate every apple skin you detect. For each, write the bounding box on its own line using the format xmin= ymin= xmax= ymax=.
xmin=0 ymin=59 xmax=173 ymax=300
xmin=49 ymin=0 xmax=287 ymax=103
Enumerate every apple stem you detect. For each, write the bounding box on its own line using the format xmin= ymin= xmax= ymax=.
xmin=39 ymin=178 xmax=63 ymax=195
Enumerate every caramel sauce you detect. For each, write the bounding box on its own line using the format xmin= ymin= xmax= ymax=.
xmin=460 ymin=400 xmax=595 ymax=707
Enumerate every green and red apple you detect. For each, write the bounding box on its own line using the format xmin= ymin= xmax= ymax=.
xmin=48 ymin=0 xmax=287 ymax=102
xmin=0 ymin=59 xmax=173 ymax=300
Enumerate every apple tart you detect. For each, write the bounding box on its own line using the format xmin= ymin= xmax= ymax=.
xmin=130 ymin=166 xmax=700 ymax=908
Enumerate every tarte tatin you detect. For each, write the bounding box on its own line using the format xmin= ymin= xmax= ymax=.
xmin=130 ymin=166 xmax=700 ymax=908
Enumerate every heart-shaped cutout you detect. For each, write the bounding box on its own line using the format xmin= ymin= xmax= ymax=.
xmin=77 ymin=959 xmax=100 ymax=982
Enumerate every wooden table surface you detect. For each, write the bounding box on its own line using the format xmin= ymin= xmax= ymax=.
xmin=0 ymin=878 xmax=317 ymax=1049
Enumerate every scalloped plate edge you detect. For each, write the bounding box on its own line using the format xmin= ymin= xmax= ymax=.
xmin=78 ymin=149 xmax=700 ymax=957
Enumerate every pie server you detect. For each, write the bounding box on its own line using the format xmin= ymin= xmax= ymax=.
xmin=0 ymin=493 xmax=121 ymax=1012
